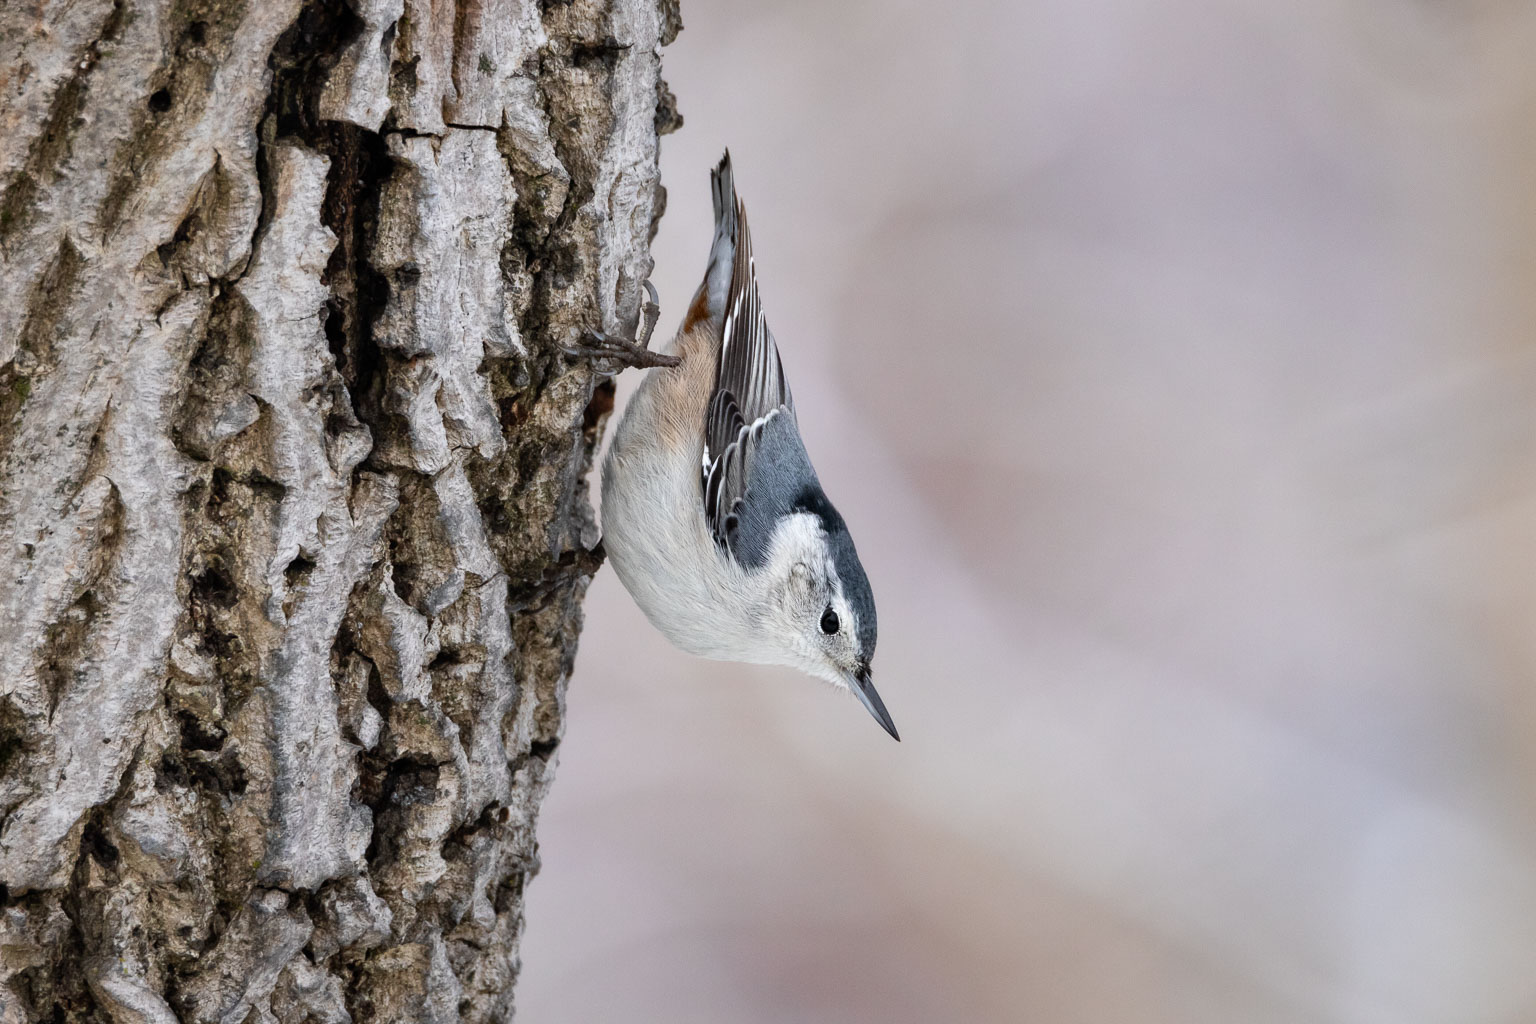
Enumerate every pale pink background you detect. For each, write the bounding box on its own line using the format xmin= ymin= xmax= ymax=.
xmin=519 ymin=2 xmax=1536 ymax=1021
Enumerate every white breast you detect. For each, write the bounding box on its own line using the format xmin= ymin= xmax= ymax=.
xmin=600 ymin=360 xmax=782 ymax=665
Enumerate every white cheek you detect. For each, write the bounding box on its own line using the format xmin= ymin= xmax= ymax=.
xmin=758 ymin=598 xmax=825 ymax=681
xmin=752 ymin=514 xmax=848 ymax=683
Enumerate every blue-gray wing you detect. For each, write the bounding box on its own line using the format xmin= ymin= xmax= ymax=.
xmin=701 ymin=154 xmax=798 ymax=563
xmin=716 ymin=411 xmax=825 ymax=568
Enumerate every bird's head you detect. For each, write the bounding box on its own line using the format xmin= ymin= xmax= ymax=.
xmin=759 ymin=508 xmax=894 ymax=740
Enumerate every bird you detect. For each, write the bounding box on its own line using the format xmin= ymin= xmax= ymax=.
xmin=589 ymin=151 xmax=896 ymax=740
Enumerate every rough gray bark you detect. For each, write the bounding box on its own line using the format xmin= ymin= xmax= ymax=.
xmin=0 ymin=0 xmax=682 ymax=1019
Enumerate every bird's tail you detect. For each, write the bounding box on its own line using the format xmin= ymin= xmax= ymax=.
xmin=687 ymin=150 xmax=739 ymax=332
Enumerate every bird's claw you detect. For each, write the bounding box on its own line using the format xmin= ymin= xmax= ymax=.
xmin=563 ymin=281 xmax=680 ymax=373
xmin=565 ymin=330 xmax=681 ymax=372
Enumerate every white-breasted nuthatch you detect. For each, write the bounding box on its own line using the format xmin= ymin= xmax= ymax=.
xmin=589 ymin=152 xmax=895 ymax=740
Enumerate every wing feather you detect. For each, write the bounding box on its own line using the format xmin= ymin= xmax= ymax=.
xmin=701 ymin=154 xmax=796 ymax=559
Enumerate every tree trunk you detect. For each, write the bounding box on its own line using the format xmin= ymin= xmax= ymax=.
xmin=0 ymin=0 xmax=680 ymax=1018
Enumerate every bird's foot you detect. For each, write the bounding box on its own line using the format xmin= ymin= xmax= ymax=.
xmin=568 ymin=330 xmax=681 ymax=372
xmin=563 ymin=281 xmax=680 ymax=372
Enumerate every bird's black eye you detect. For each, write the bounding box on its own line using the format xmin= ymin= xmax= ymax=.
xmin=820 ymin=606 xmax=840 ymax=635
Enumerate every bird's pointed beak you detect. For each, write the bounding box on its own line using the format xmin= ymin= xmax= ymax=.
xmin=848 ymin=664 xmax=899 ymax=741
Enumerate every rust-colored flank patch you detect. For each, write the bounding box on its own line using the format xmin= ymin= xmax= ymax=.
xmin=681 ymin=286 xmax=711 ymax=333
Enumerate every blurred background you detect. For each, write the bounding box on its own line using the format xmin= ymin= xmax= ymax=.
xmin=520 ymin=1 xmax=1536 ymax=1020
